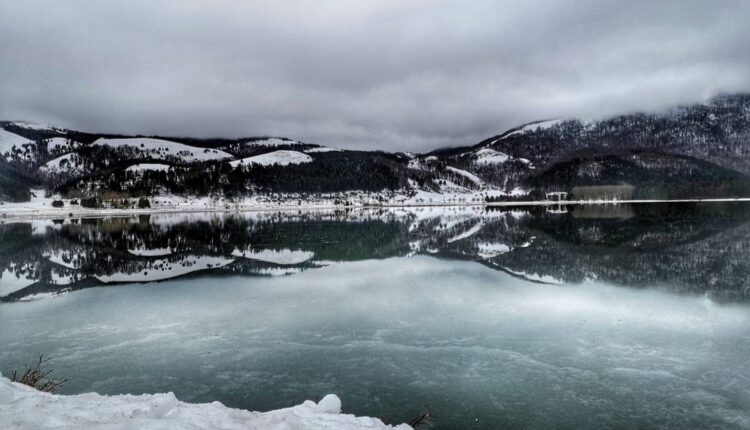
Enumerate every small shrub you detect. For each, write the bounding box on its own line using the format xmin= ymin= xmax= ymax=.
xmin=80 ymin=197 xmax=102 ymax=208
xmin=51 ymin=200 xmax=64 ymax=208
xmin=11 ymin=355 xmax=67 ymax=393
xmin=138 ymin=197 xmax=151 ymax=208
xmin=111 ymin=199 xmax=131 ymax=209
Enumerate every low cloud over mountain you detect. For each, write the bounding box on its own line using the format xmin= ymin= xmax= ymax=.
xmin=2 ymin=0 xmax=749 ymax=151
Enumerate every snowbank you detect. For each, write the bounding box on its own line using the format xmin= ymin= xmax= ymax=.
xmin=0 ymin=374 xmax=411 ymax=429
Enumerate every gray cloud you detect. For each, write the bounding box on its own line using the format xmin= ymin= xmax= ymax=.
xmin=1 ymin=0 xmax=749 ymax=151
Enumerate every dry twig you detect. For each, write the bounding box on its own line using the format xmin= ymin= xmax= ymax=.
xmin=11 ymin=355 xmax=67 ymax=393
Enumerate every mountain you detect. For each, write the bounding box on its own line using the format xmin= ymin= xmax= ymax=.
xmin=434 ymin=93 xmax=750 ymax=199
xmin=1 ymin=93 xmax=749 ymax=204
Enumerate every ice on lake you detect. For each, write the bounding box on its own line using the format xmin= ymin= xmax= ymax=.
xmin=1 ymin=203 xmax=750 ymax=429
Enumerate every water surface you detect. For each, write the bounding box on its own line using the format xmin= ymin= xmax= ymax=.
xmin=1 ymin=203 xmax=749 ymax=429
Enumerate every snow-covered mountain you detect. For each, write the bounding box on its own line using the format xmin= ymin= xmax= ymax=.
xmin=1 ymin=93 xmax=749 ymax=204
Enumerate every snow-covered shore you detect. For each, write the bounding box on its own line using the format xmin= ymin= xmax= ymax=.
xmin=1 ymin=193 xmax=749 ymax=222
xmin=0 ymin=189 xmax=485 ymax=221
xmin=0 ymin=374 xmax=411 ymax=429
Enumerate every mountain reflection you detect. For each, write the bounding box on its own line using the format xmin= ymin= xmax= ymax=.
xmin=1 ymin=202 xmax=749 ymax=302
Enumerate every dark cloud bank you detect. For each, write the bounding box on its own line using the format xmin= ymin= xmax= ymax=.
xmin=1 ymin=0 xmax=749 ymax=151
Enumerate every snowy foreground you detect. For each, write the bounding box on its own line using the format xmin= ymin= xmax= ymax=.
xmin=0 ymin=374 xmax=411 ymax=430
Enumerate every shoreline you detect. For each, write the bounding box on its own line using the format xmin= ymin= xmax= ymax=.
xmin=0 ymin=374 xmax=411 ymax=429
xmin=1 ymin=197 xmax=749 ymax=221
xmin=487 ymin=197 xmax=750 ymax=207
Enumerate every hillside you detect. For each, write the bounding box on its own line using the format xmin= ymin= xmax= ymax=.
xmin=1 ymin=93 xmax=749 ymax=205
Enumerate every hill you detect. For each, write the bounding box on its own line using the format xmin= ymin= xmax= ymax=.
xmin=1 ymin=93 xmax=749 ymax=205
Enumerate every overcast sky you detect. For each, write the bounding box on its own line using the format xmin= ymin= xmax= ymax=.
xmin=1 ymin=0 xmax=749 ymax=151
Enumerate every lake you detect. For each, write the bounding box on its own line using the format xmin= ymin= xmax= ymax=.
xmin=1 ymin=203 xmax=749 ymax=429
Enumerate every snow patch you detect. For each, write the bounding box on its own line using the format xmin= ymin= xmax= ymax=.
xmin=126 ymin=163 xmax=172 ymax=173
xmin=96 ymin=256 xmax=234 ymax=283
xmin=93 ymin=138 xmax=232 ymax=162
xmin=477 ymin=242 xmax=511 ymax=259
xmin=244 ymin=138 xmax=301 ymax=147
xmin=231 ymin=248 xmax=314 ymax=265
xmin=447 ymin=221 xmax=484 ymax=243
xmin=230 ymin=150 xmax=313 ymax=167
xmin=250 ymin=267 xmax=305 ymax=276
xmin=519 ymin=119 xmax=562 ymax=133
xmin=446 ymin=166 xmax=483 ymax=187
xmin=407 ymin=159 xmax=425 ymax=170
xmin=473 ymin=148 xmax=510 ymax=165
xmin=0 ymin=129 xmax=32 ymax=158
xmin=504 ymin=267 xmax=564 ymax=284
xmin=45 ymin=137 xmax=75 ymax=153
xmin=305 ymin=146 xmax=342 ymax=153
xmin=17 ymin=290 xmax=71 ymax=301
xmin=128 ymin=247 xmax=173 ymax=257
xmin=493 ymin=119 xmax=562 ymax=142
xmin=0 ymin=269 xmax=36 ymax=297
xmin=7 ymin=121 xmax=64 ymax=132
xmin=40 ymin=153 xmax=88 ymax=175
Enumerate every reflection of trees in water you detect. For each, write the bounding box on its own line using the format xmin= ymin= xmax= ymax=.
xmin=571 ymin=204 xmax=635 ymax=219
xmin=2 ymin=203 xmax=750 ymax=302
xmin=480 ymin=203 xmax=750 ymax=300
